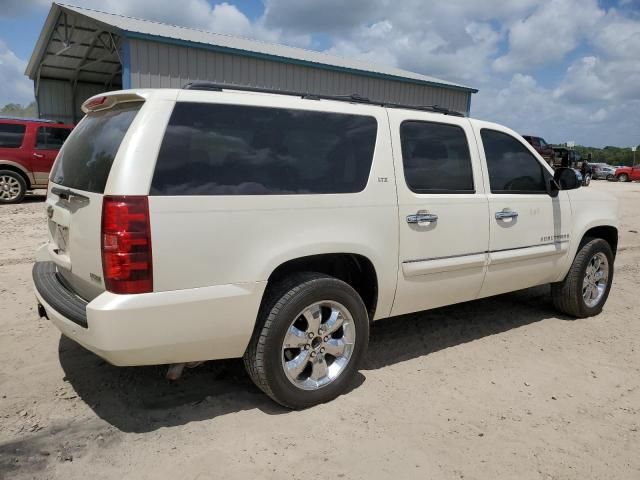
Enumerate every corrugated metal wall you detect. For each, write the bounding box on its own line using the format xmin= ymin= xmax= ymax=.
xmin=128 ymin=38 xmax=471 ymax=114
xmin=37 ymin=79 xmax=111 ymax=123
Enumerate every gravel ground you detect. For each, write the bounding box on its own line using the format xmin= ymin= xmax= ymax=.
xmin=1 ymin=182 xmax=639 ymax=480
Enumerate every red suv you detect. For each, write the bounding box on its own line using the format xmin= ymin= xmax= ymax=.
xmin=0 ymin=117 xmax=74 ymax=204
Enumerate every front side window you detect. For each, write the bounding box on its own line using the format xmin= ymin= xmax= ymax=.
xmin=481 ymin=129 xmax=548 ymax=193
xmin=151 ymin=103 xmax=378 ymax=195
xmin=400 ymin=121 xmax=474 ymax=193
xmin=36 ymin=127 xmax=72 ymax=150
xmin=0 ymin=124 xmax=26 ymax=148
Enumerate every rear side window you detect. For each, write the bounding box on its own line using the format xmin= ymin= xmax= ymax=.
xmin=50 ymin=102 xmax=141 ymax=193
xmin=0 ymin=124 xmax=26 ymax=148
xmin=36 ymin=127 xmax=72 ymax=150
xmin=151 ymin=102 xmax=378 ymax=195
xmin=481 ymin=129 xmax=548 ymax=193
xmin=400 ymin=121 xmax=474 ymax=193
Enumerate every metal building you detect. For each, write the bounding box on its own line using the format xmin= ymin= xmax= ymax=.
xmin=25 ymin=3 xmax=477 ymax=124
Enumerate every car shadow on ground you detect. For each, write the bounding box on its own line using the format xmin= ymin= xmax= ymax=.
xmin=21 ymin=193 xmax=47 ymax=203
xmin=57 ymin=284 xmax=570 ymax=433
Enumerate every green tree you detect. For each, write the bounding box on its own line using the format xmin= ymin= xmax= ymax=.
xmin=573 ymin=145 xmax=636 ymax=166
xmin=0 ymin=101 xmax=37 ymax=118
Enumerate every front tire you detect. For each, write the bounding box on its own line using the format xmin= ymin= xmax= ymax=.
xmin=0 ymin=170 xmax=27 ymax=204
xmin=618 ymin=173 xmax=629 ymax=182
xmin=244 ymin=272 xmax=369 ymax=409
xmin=606 ymin=174 xmax=614 ymax=181
xmin=551 ymin=238 xmax=614 ymax=318
xmin=583 ymin=174 xmax=591 ymax=186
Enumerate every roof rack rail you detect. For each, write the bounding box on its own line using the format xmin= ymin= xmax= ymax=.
xmin=384 ymin=102 xmax=465 ymax=117
xmin=182 ymin=81 xmax=464 ymax=116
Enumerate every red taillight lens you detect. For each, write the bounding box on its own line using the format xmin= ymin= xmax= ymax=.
xmin=101 ymin=196 xmax=152 ymax=294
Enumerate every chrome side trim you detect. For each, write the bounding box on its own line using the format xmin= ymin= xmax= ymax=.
xmin=490 ymin=241 xmax=569 ymax=254
xmin=402 ymin=241 xmax=570 ymax=276
xmin=403 ymin=250 xmax=487 ymax=263
xmin=402 ymin=252 xmax=488 ymax=277
xmin=489 ymin=241 xmax=568 ymax=265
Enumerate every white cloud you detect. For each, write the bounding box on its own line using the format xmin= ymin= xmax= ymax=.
xmin=473 ymin=67 xmax=640 ymax=147
xmin=69 ymin=0 xmax=257 ymax=38
xmin=493 ymin=0 xmax=604 ymax=73
xmin=65 ymin=0 xmax=310 ymax=46
xmin=0 ymin=40 xmax=33 ymax=106
xmin=264 ymin=0 xmax=541 ymax=86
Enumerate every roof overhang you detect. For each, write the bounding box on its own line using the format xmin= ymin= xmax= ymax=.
xmin=25 ymin=3 xmax=123 ymax=87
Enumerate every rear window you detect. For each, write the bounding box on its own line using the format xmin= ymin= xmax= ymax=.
xmin=49 ymin=102 xmax=141 ymax=193
xmin=0 ymin=123 xmax=26 ymax=148
xmin=36 ymin=127 xmax=72 ymax=150
xmin=151 ymin=102 xmax=378 ymax=195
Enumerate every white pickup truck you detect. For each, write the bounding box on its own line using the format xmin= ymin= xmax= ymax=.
xmin=33 ymin=85 xmax=618 ymax=408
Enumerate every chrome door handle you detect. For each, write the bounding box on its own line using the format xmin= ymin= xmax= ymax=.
xmin=407 ymin=212 xmax=438 ymax=226
xmin=33 ymin=153 xmax=44 ymax=158
xmin=495 ymin=209 xmax=518 ymax=220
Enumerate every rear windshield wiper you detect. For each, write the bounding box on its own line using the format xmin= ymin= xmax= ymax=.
xmin=51 ymin=187 xmax=90 ymax=202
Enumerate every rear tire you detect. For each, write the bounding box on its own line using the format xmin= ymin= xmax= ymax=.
xmin=583 ymin=174 xmax=591 ymax=186
xmin=551 ymin=238 xmax=614 ymax=318
xmin=244 ymin=272 xmax=369 ymax=409
xmin=618 ymin=173 xmax=629 ymax=182
xmin=0 ymin=170 xmax=27 ymax=204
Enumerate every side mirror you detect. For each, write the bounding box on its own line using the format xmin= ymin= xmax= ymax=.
xmin=553 ymin=167 xmax=581 ymax=191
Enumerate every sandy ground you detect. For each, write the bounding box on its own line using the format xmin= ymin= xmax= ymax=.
xmin=1 ymin=182 xmax=639 ymax=480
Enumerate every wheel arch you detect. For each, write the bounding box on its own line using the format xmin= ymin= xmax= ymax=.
xmin=554 ymin=222 xmax=618 ymax=284
xmin=265 ymin=253 xmax=379 ymax=322
xmin=580 ymin=225 xmax=618 ymax=256
xmin=0 ymin=161 xmax=33 ymax=188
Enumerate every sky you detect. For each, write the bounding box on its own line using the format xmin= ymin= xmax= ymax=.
xmin=0 ymin=0 xmax=639 ymax=147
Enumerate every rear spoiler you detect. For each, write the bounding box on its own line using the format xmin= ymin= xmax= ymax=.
xmin=82 ymin=93 xmax=145 ymax=113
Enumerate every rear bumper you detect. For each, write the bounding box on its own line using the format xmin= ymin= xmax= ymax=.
xmin=32 ymin=260 xmax=266 ymax=366
xmin=33 ymin=262 xmax=88 ymax=327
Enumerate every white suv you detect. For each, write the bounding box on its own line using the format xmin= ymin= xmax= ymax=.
xmin=33 ymin=85 xmax=618 ymax=408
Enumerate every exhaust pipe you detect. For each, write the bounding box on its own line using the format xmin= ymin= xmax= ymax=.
xmin=165 ymin=361 xmax=204 ymax=381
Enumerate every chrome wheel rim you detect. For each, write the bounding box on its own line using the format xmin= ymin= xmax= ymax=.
xmin=0 ymin=175 xmax=21 ymax=201
xmin=281 ymin=300 xmax=356 ymax=391
xmin=583 ymin=252 xmax=609 ymax=308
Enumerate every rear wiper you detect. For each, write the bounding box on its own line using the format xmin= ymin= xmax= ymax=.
xmin=51 ymin=187 xmax=90 ymax=202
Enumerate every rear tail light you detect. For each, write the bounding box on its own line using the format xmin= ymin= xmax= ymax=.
xmin=101 ymin=196 xmax=152 ymax=294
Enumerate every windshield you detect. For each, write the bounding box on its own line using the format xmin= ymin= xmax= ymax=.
xmin=49 ymin=102 xmax=142 ymax=193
